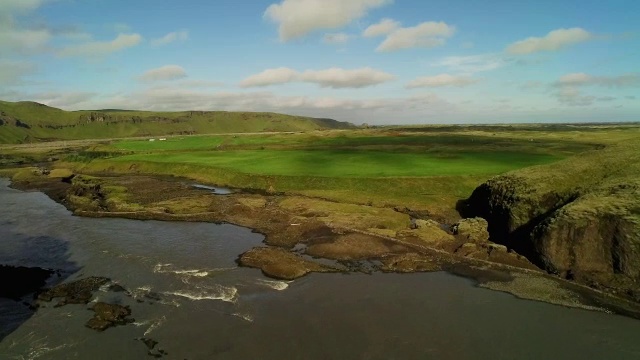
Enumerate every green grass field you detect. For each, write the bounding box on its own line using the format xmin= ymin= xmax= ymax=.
xmin=115 ymin=149 xmax=563 ymax=177
xmin=62 ymin=128 xmax=616 ymax=219
xmin=5 ymin=104 xmax=638 ymax=220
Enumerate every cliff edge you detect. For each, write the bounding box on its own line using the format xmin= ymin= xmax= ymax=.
xmin=460 ymin=142 xmax=640 ymax=301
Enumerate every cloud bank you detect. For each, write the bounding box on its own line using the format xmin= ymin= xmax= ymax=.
xmin=240 ymin=67 xmax=394 ymax=88
xmin=264 ymin=0 xmax=391 ymax=41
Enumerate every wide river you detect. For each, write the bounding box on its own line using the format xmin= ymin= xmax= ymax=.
xmin=1 ymin=179 xmax=640 ymax=359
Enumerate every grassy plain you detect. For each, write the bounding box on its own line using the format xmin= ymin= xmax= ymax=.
xmin=53 ymin=125 xmax=634 ymax=220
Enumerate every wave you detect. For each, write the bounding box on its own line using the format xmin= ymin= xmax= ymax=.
xmin=26 ymin=343 xmax=71 ymax=360
xmin=153 ymin=263 xmax=235 ymax=279
xmin=129 ymin=285 xmax=153 ymax=300
xmin=256 ymin=279 xmax=290 ymax=291
xmin=173 ymin=269 xmax=209 ymax=277
xmin=232 ymin=312 xmax=254 ymax=323
xmin=164 ymin=284 xmax=238 ymax=303
xmin=144 ymin=316 xmax=166 ymax=336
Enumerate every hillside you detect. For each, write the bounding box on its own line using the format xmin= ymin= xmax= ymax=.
xmin=0 ymin=101 xmax=354 ymax=144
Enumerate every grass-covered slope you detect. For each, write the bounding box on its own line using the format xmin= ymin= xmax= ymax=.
xmin=462 ymin=140 xmax=640 ymax=299
xmin=0 ymin=100 xmax=354 ymax=144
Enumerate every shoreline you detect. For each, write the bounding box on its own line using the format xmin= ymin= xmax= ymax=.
xmin=4 ymin=171 xmax=640 ymax=320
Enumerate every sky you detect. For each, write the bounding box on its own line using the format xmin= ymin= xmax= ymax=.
xmin=1 ymin=0 xmax=639 ymax=124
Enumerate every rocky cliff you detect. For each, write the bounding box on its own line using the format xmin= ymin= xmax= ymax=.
xmin=461 ymin=143 xmax=640 ymax=300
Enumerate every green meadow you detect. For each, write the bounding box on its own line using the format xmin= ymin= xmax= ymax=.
xmin=4 ymin=100 xmax=638 ymax=219
xmin=114 ymin=149 xmax=562 ymax=177
xmin=65 ymin=128 xmax=618 ymax=219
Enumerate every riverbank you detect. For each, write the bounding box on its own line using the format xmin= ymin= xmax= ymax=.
xmin=5 ymin=169 xmax=640 ymax=319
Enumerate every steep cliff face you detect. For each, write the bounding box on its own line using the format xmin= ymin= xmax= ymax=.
xmin=462 ymin=143 xmax=640 ymax=300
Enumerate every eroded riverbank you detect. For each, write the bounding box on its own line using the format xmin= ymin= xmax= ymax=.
xmin=3 ymin=178 xmax=640 ymax=359
xmin=5 ymin=169 xmax=640 ymax=319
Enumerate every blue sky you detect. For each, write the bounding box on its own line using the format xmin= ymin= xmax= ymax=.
xmin=1 ymin=0 xmax=638 ymax=124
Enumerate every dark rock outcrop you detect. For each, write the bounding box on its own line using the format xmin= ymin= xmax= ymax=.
xmin=38 ymin=276 xmax=110 ymax=306
xmin=86 ymin=302 xmax=134 ymax=331
xmin=461 ymin=144 xmax=640 ymax=300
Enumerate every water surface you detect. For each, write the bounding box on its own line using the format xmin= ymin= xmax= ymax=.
xmin=1 ymin=179 xmax=639 ymax=359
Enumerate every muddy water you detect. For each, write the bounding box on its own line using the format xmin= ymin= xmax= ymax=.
xmin=1 ymin=178 xmax=640 ymax=359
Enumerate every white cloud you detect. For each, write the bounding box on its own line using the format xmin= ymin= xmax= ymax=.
xmin=112 ymin=23 xmax=131 ymax=33
xmin=264 ymin=0 xmax=392 ymax=41
xmin=138 ymin=65 xmax=187 ymax=82
xmin=556 ymin=73 xmax=591 ymax=86
xmin=555 ymin=87 xmax=595 ymax=107
xmin=57 ymin=33 xmax=142 ymax=57
xmin=176 ymin=80 xmax=225 ymax=88
xmin=299 ymin=67 xmax=394 ymax=88
xmin=240 ymin=67 xmax=299 ymax=87
xmin=67 ymin=86 xmax=454 ymax=125
xmin=363 ymin=18 xmax=400 ymax=37
xmin=376 ymin=21 xmax=455 ymax=52
xmin=240 ymin=67 xmax=394 ymax=88
xmin=323 ymin=33 xmax=351 ymax=45
xmin=520 ymin=81 xmax=544 ymax=91
xmin=506 ymin=28 xmax=593 ymax=55
xmin=0 ymin=1 xmax=51 ymax=54
xmin=0 ymin=0 xmax=45 ymax=13
xmin=406 ymin=74 xmax=479 ymax=88
xmin=31 ymin=91 xmax=97 ymax=108
xmin=151 ymin=30 xmax=189 ymax=46
xmin=0 ymin=60 xmax=36 ymax=85
xmin=556 ymin=72 xmax=640 ymax=88
xmin=432 ymin=54 xmax=506 ymax=74
xmin=0 ymin=26 xmax=51 ymax=54
xmin=552 ymin=72 xmax=638 ymax=107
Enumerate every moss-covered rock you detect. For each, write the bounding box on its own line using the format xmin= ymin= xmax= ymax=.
xmin=86 ymin=302 xmax=134 ymax=331
xmin=38 ymin=276 xmax=110 ymax=306
xmin=238 ymin=247 xmax=339 ymax=280
xmin=452 ymin=217 xmax=490 ymax=243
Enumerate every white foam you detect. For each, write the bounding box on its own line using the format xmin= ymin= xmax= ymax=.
xmin=144 ymin=316 xmax=166 ymax=336
xmin=98 ymin=283 xmax=112 ymax=292
xmin=153 ymin=263 xmax=173 ymax=273
xmin=164 ymin=284 xmax=238 ymax=303
xmin=153 ymin=263 xmax=233 ymax=278
xmin=129 ymin=285 xmax=153 ymax=300
xmin=257 ymin=279 xmax=290 ymax=291
xmin=232 ymin=312 xmax=254 ymax=323
xmin=174 ymin=269 xmax=209 ymax=277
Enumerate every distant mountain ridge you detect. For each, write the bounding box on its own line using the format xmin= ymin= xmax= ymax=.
xmin=0 ymin=100 xmax=355 ymax=144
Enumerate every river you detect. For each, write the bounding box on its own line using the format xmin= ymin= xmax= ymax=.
xmin=1 ymin=178 xmax=640 ymax=359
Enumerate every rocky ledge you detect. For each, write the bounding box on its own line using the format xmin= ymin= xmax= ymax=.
xmin=460 ymin=143 xmax=640 ymax=302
